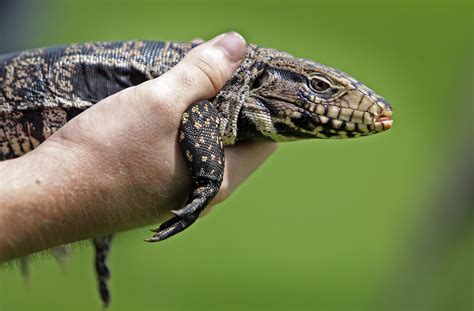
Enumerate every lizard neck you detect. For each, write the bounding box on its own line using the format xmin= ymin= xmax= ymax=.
xmin=214 ymin=45 xmax=269 ymax=146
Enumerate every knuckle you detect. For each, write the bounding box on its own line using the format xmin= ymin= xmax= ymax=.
xmin=193 ymin=58 xmax=223 ymax=94
xmin=176 ymin=69 xmax=198 ymax=91
xmin=187 ymin=49 xmax=227 ymax=95
xmin=136 ymin=79 xmax=180 ymax=117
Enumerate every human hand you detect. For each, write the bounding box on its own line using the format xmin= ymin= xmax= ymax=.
xmin=0 ymin=32 xmax=277 ymax=261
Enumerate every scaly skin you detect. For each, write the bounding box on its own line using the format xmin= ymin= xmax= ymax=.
xmin=0 ymin=41 xmax=393 ymax=305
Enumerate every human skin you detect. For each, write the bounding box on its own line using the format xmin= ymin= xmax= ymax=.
xmin=0 ymin=32 xmax=277 ymax=262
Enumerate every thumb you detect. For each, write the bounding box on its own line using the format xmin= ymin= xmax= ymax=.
xmin=141 ymin=32 xmax=247 ymax=112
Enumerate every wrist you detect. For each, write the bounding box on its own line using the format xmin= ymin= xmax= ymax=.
xmin=0 ymin=138 xmax=127 ymax=261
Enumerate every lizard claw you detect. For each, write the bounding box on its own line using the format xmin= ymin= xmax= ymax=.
xmin=171 ymin=209 xmax=185 ymax=217
xmin=170 ymin=196 xmax=206 ymax=217
xmin=149 ymin=214 xmax=184 ymax=232
xmin=146 ymin=214 xmax=199 ymax=243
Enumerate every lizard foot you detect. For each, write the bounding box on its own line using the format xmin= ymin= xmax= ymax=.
xmin=170 ymin=187 xmax=210 ymax=217
xmin=145 ymin=183 xmax=216 ymax=242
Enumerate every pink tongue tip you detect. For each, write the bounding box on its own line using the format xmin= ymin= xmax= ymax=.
xmin=376 ymin=117 xmax=393 ymax=130
xmin=377 ymin=116 xmax=392 ymax=122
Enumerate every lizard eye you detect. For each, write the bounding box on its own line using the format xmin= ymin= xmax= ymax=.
xmin=310 ymin=76 xmax=331 ymax=93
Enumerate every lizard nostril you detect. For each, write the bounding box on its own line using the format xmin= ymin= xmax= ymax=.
xmin=376 ymin=104 xmax=392 ymax=121
xmin=377 ymin=97 xmax=393 ymax=112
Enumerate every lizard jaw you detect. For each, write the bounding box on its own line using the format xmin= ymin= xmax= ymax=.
xmin=374 ymin=110 xmax=393 ymax=132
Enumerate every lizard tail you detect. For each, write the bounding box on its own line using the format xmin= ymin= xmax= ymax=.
xmin=93 ymin=234 xmax=114 ymax=307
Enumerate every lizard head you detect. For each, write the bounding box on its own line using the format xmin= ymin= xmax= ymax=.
xmin=246 ymin=48 xmax=393 ymax=140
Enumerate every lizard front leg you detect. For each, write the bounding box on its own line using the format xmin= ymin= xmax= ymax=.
xmin=146 ymin=100 xmax=224 ymax=242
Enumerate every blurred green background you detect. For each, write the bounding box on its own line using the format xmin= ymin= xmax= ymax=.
xmin=0 ymin=0 xmax=472 ymax=310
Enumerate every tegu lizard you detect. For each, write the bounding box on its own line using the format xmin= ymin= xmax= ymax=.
xmin=0 ymin=39 xmax=392 ymax=305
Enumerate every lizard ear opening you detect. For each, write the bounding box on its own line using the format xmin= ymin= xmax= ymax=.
xmin=252 ymin=70 xmax=269 ymax=89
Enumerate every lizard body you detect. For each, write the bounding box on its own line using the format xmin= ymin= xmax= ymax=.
xmin=0 ymin=40 xmax=392 ymax=305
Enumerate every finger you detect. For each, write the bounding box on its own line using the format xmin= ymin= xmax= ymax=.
xmin=207 ymin=142 xmax=278 ymax=209
xmin=140 ymin=31 xmax=247 ymax=113
xmin=175 ymin=31 xmax=246 ymax=99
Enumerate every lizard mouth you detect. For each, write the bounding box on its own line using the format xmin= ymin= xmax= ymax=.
xmin=374 ymin=112 xmax=393 ymax=132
